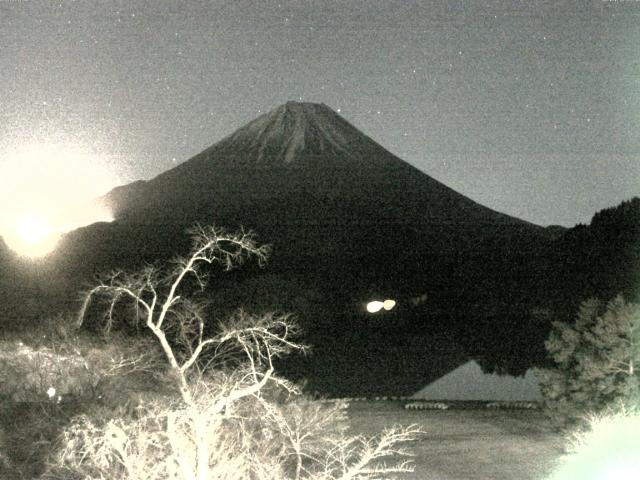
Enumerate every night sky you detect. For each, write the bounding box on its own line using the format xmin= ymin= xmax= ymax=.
xmin=1 ymin=0 xmax=639 ymax=228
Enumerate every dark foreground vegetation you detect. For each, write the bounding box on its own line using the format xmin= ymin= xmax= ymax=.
xmin=1 ymin=226 xmax=420 ymax=480
xmin=0 ymin=196 xmax=638 ymax=478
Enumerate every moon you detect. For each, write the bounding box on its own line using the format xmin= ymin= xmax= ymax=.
xmin=0 ymin=141 xmax=119 ymax=258
xmin=16 ymin=215 xmax=51 ymax=245
xmin=7 ymin=214 xmax=59 ymax=258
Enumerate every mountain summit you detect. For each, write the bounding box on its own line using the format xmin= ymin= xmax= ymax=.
xmin=214 ymin=101 xmax=362 ymax=165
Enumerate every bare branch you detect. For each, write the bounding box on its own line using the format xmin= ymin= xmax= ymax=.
xmin=63 ymin=224 xmax=421 ymax=480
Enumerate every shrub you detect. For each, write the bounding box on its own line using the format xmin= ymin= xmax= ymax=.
xmin=0 ymin=310 xmax=170 ymax=479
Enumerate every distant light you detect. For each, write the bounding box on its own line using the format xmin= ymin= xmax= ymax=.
xmin=383 ymin=299 xmax=397 ymax=311
xmin=410 ymin=293 xmax=428 ymax=306
xmin=366 ymin=301 xmax=384 ymax=313
xmin=46 ymin=387 xmax=56 ymax=398
xmin=366 ymin=299 xmax=397 ymax=313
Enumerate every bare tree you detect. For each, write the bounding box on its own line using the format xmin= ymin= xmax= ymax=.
xmin=52 ymin=224 xmax=420 ymax=480
xmin=78 ymin=225 xmax=281 ymax=404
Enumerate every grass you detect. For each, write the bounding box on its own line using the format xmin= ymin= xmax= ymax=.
xmin=345 ymin=401 xmax=566 ymax=480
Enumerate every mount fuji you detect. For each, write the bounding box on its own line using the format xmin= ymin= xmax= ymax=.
xmin=81 ymin=102 xmax=548 ymax=287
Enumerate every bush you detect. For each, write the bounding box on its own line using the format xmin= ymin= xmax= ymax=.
xmin=0 ymin=312 xmax=168 ymax=478
xmin=535 ymin=296 xmax=640 ymax=428
xmin=43 ymin=225 xmax=420 ymax=480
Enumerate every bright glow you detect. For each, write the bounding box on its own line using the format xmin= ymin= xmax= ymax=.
xmin=366 ymin=301 xmax=384 ymax=313
xmin=549 ymin=407 xmax=640 ymax=480
xmin=366 ymin=299 xmax=397 ymax=313
xmin=46 ymin=387 xmax=56 ymax=399
xmin=16 ymin=214 xmax=51 ymax=245
xmin=11 ymin=214 xmax=60 ymax=258
xmin=0 ymin=141 xmax=119 ymax=257
xmin=383 ymin=299 xmax=397 ymax=311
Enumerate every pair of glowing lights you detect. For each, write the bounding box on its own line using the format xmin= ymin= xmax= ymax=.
xmin=366 ymin=299 xmax=397 ymax=313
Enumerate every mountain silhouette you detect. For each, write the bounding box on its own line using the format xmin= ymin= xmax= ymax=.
xmin=105 ymin=101 xmax=534 ymax=227
xmin=87 ymin=102 xmax=546 ymax=284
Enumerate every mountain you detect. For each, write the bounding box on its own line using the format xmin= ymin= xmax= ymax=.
xmin=86 ymin=102 xmax=547 ymax=285
xmin=105 ymin=101 xmax=532 ymax=228
xmin=63 ymin=102 xmax=553 ymax=318
xmin=6 ymin=102 xmax=564 ymax=395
